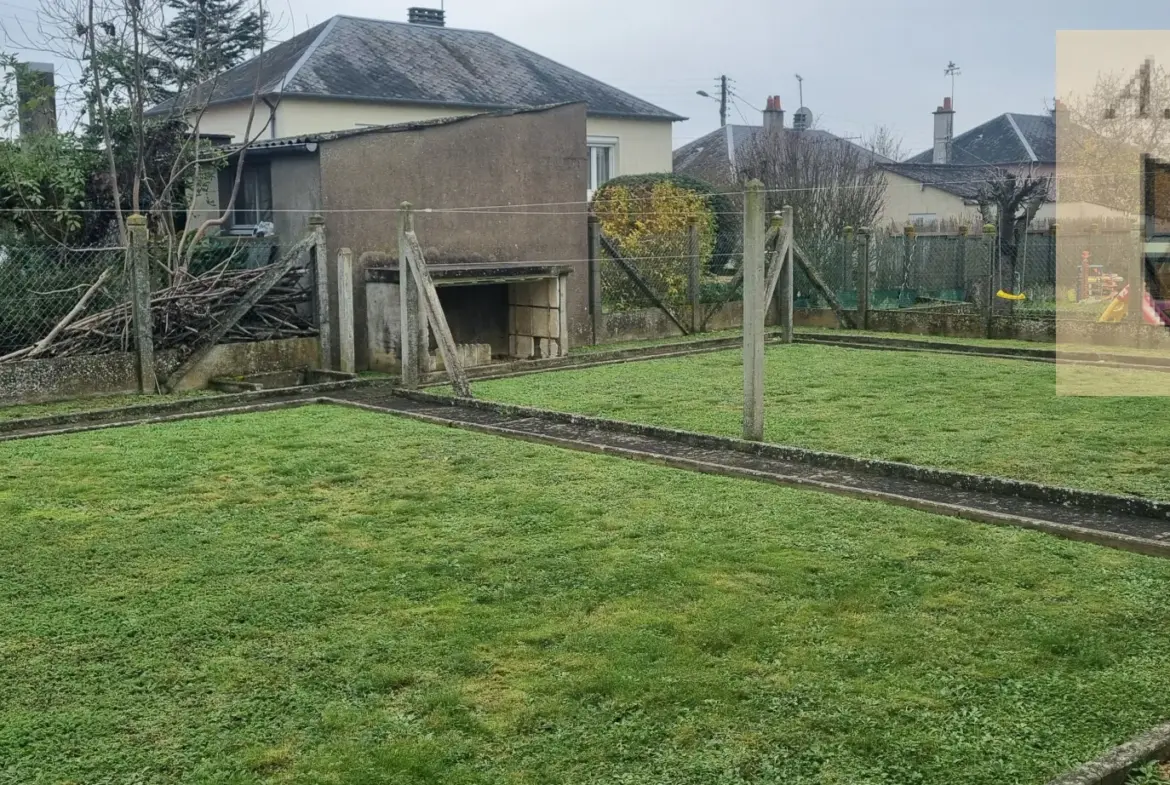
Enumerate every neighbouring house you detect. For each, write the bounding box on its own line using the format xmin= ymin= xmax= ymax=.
xmin=149 ymin=8 xmax=682 ymax=198
xmin=673 ymin=96 xmax=891 ymax=185
xmin=205 ymin=103 xmax=589 ymax=372
xmin=877 ymin=98 xmax=1057 ymax=230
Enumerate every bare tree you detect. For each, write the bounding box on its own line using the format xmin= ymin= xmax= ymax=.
xmin=3 ymin=0 xmax=280 ymax=275
xmin=864 ymin=125 xmax=905 ymax=163
xmin=976 ymin=168 xmax=1050 ymax=301
xmin=736 ymin=126 xmax=890 ymax=265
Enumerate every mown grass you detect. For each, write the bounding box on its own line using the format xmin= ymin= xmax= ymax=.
xmin=474 ymin=344 xmax=1170 ymax=499
xmin=2 ymin=406 xmax=1170 ymax=784
xmin=0 ymin=389 xmax=215 ymax=422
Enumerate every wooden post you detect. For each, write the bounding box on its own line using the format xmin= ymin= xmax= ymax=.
xmin=857 ymin=226 xmax=871 ymax=331
xmin=126 ymin=214 xmax=157 ymax=394
xmin=779 ymin=205 xmax=794 ymax=344
xmin=588 ymin=215 xmax=604 ymax=344
xmin=687 ymin=217 xmax=701 ymax=334
xmin=401 ymin=225 xmax=472 ymax=398
xmin=310 ymin=214 xmax=333 ymax=370
xmin=398 ymin=202 xmax=422 ymax=388
xmin=336 ymin=248 xmax=356 ymax=374
xmin=742 ymin=180 xmax=766 ymax=442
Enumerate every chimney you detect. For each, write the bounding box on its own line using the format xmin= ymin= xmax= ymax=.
xmin=17 ymin=62 xmax=57 ymax=137
xmin=932 ymin=95 xmax=954 ymax=164
xmin=763 ymin=95 xmax=785 ymax=133
xmin=1052 ymin=98 xmax=1069 ymax=122
xmin=408 ymin=7 xmax=445 ymax=26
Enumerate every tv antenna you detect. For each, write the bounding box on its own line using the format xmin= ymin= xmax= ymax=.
xmin=945 ymin=61 xmax=961 ymax=107
xmin=795 ymin=73 xmax=804 ymax=107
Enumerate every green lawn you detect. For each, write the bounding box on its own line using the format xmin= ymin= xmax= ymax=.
xmin=473 ymin=344 xmax=1170 ymax=500
xmin=0 ymin=389 xmax=215 ymax=422
xmin=2 ymin=406 xmax=1170 ymax=784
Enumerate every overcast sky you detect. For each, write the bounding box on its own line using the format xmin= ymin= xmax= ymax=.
xmin=3 ymin=0 xmax=1169 ymax=156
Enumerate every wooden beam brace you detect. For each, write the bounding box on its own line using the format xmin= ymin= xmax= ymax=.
xmin=792 ymin=241 xmax=859 ymax=329
xmin=599 ymin=232 xmax=691 ymax=336
xmin=402 ymin=229 xmax=473 ymax=398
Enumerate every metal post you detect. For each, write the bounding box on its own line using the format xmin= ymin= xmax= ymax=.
xmin=309 ymin=214 xmax=333 ymax=370
xmin=687 ymin=217 xmax=701 ymax=334
xmin=126 ymin=214 xmax=157 ymax=393
xmin=857 ymin=226 xmax=871 ymax=331
xmin=842 ymin=225 xmax=854 ymax=301
xmin=743 ymin=180 xmax=766 ymax=442
xmin=336 ymin=248 xmax=356 ymax=374
xmin=588 ymin=216 xmax=604 ymax=344
xmin=398 ymin=202 xmax=422 ymax=388
xmin=780 ymin=204 xmax=794 ymax=344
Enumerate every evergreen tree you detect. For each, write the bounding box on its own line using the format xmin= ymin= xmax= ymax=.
xmin=157 ymin=0 xmax=266 ymax=88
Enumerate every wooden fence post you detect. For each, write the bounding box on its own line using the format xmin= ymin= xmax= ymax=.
xmin=309 ymin=214 xmax=334 ymax=370
xmin=588 ymin=215 xmax=604 ymax=344
xmin=857 ymin=226 xmax=871 ymax=331
xmin=398 ymin=202 xmax=422 ymax=388
xmin=336 ymin=248 xmax=356 ymax=374
xmin=126 ymin=214 xmax=157 ymax=394
xmin=779 ymin=205 xmax=794 ymax=344
xmin=742 ymin=180 xmax=766 ymax=442
xmin=687 ymin=217 xmax=701 ymax=334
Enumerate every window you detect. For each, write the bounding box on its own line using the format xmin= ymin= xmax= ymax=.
xmin=909 ymin=212 xmax=938 ymax=231
xmin=232 ymin=161 xmax=272 ymax=230
xmin=587 ymin=137 xmax=617 ymax=198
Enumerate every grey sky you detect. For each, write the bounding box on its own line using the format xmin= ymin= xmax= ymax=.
xmin=3 ymin=0 xmax=1169 ymax=156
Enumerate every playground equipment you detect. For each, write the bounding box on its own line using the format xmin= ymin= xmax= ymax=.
xmin=1097 ymin=284 xmax=1169 ymax=325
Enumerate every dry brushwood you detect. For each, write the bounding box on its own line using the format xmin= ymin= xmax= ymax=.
xmin=0 ymin=261 xmax=316 ymax=363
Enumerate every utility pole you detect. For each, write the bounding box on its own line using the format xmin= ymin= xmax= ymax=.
xmin=719 ymin=75 xmax=728 ymax=127
xmin=698 ymin=76 xmax=730 ymax=127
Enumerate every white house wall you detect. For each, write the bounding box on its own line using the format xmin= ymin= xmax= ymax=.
xmin=196 ymin=98 xmax=674 ymax=177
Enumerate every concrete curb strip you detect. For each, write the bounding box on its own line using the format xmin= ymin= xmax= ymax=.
xmin=325 ymin=397 xmax=1170 ymax=559
xmin=392 ymin=389 xmax=1170 ymax=523
xmin=1044 ymin=721 xmax=1170 ymax=785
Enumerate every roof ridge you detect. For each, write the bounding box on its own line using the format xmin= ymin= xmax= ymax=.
xmin=327 ymin=13 xmax=492 ymax=35
xmin=1003 ymin=113 xmax=1038 ymax=163
xmin=277 ymin=15 xmax=341 ymax=94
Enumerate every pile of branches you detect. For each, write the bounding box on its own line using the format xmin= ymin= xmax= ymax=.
xmin=0 ymin=261 xmax=315 ymax=363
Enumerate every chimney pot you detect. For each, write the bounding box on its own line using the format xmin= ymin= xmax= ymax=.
xmin=766 ymin=96 xmax=774 ymax=111
xmin=763 ymin=94 xmax=784 ymax=132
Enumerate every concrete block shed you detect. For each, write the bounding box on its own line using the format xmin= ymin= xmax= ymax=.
xmin=206 ymin=103 xmax=590 ymax=371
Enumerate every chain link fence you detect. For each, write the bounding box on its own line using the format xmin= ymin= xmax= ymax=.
xmin=0 ymin=245 xmax=128 ymax=358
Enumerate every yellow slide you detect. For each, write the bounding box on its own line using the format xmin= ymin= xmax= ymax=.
xmin=1099 ymin=294 xmax=1127 ymax=322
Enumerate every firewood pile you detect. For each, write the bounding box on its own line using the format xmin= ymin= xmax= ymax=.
xmin=0 ymin=261 xmax=315 ymax=363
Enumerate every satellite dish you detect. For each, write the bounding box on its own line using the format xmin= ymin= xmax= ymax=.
xmin=793 ymin=107 xmax=813 ymax=131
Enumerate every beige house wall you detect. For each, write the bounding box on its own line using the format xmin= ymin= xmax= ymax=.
xmin=878 ymin=171 xmax=980 ymax=229
xmin=197 ymin=98 xmax=674 ymax=177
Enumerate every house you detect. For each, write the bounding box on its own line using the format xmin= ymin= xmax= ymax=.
xmin=149 ymin=8 xmax=683 ymax=196
xmin=673 ymin=96 xmax=891 ymax=184
xmin=878 ymin=98 xmax=1065 ymax=230
xmin=206 ymin=103 xmax=590 ymax=372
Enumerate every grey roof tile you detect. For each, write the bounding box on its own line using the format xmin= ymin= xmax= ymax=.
xmin=906 ymin=112 xmax=1055 ymax=166
xmin=150 ymin=15 xmax=682 ymax=121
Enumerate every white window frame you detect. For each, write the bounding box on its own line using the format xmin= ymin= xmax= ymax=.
xmin=587 ymin=136 xmax=619 ymax=199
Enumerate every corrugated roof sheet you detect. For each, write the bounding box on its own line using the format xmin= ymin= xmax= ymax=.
xmin=150 ymin=15 xmax=682 ymax=121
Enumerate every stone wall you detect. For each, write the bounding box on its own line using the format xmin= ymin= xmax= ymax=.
xmin=0 ymin=337 xmax=320 ymax=406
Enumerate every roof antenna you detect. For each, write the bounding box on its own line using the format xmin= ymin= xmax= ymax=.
xmin=795 ymin=73 xmax=803 ymax=108
xmin=945 ymin=61 xmax=961 ymax=108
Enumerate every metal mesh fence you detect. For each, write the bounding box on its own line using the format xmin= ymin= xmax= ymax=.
xmin=599 ymin=220 xmax=742 ymax=313
xmin=0 ymin=245 xmax=127 ymax=358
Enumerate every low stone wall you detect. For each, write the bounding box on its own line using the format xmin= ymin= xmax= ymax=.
xmin=0 ymin=337 xmax=321 ymax=406
xmin=600 ymin=302 xmax=751 ymax=344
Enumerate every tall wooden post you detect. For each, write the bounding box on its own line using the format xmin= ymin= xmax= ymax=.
xmin=588 ymin=216 xmax=604 ymax=344
xmin=779 ymin=204 xmax=794 ymax=344
xmin=336 ymin=248 xmax=356 ymax=374
xmin=742 ymin=180 xmax=766 ymax=442
xmin=857 ymin=226 xmax=871 ymax=331
xmin=687 ymin=217 xmax=701 ymax=334
xmin=126 ymin=214 xmax=157 ymax=393
xmin=398 ymin=202 xmax=422 ymax=388
xmin=309 ymin=214 xmax=333 ymax=370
